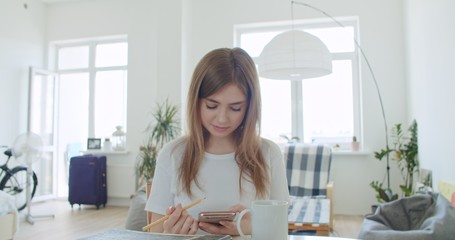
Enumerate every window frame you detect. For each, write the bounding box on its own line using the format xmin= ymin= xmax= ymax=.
xmin=234 ymin=17 xmax=362 ymax=146
xmin=53 ymin=36 xmax=128 ymax=138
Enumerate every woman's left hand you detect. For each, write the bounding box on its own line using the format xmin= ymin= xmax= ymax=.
xmin=162 ymin=204 xmax=199 ymax=235
xmin=198 ymin=204 xmax=250 ymax=236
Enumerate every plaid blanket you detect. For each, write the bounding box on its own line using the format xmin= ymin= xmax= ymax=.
xmin=283 ymin=144 xmax=332 ymax=197
xmin=288 ymin=196 xmax=330 ymax=224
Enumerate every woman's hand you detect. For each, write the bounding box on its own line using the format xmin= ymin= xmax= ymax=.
xmin=198 ymin=204 xmax=251 ymax=236
xmin=162 ymin=204 xmax=199 ymax=235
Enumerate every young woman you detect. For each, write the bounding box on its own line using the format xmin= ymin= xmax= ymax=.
xmin=145 ymin=47 xmax=289 ymax=236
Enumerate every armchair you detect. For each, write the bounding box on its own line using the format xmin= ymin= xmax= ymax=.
xmin=283 ymin=143 xmax=334 ymax=235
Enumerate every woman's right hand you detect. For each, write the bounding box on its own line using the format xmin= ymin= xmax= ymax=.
xmin=198 ymin=204 xmax=251 ymax=236
xmin=162 ymin=204 xmax=199 ymax=235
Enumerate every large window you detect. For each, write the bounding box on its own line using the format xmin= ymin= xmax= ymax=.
xmin=47 ymin=37 xmax=128 ymax=198
xmin=55 ymin=38 xmax=128 ymax=145
xmin=56 ymin=39 xmax=128 ymax=142
xmin=235 ymin=18 xmax=361 ymax=148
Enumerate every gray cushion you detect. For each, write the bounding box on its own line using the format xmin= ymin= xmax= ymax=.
xmin=124 ymin=186 xmax=147 ymax=231
xmin=358 ymin=193 xmax=455 ymax=240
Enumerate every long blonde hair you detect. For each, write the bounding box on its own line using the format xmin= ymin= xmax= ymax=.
xmin=179 ymin=47 xmax=268 ymax=198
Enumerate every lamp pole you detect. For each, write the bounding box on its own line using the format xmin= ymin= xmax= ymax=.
xmin=291 ymin=1 xmax=391 ymax=189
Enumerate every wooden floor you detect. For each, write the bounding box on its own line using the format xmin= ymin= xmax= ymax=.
xmin=12 ymin=200 xmax=364 ymax=239
xmin=14 ymin=200 xmax=128 ymax=240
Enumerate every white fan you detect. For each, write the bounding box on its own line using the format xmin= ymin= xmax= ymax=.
xmin=12 ymin=132 xmax=48 ymax=224
xmin=13 ymin=132 xmax=43 ymax=165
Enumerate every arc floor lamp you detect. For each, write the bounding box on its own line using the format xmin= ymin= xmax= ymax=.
xmin=257 ymin=1 xmax=391 ymax=190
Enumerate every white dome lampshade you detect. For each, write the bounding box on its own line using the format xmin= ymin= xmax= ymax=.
xmin=257 ymin=30 xmax=333 ymax=80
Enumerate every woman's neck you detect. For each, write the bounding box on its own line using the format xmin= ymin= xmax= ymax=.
xmin=205 ymin=136 xmax=236 ymax=154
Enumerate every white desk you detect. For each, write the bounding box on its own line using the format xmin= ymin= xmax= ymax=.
xmin=236 ymin=236 xmax=353 ymax=240
xmin=237 ymin=237 xmax=354 ymax=240
xmin=79 ymin=229 xmax=358 ymax=240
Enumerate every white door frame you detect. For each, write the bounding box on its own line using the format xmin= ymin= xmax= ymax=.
xmin=28 ymin=67 xmax=59 ymax=201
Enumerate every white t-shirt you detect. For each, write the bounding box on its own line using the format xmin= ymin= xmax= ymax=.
xmin=144 ymin=136 xmax=289 ymax=225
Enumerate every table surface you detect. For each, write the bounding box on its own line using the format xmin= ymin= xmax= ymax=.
xmin=79 ymin=228 xmax=358 ymax=240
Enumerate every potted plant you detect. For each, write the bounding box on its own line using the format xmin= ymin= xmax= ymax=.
xmin=135 ymin=99 xmax=180 ymax=187
xmin=280 ymin=134 xmax=300 ymax=143
xmin=370 ymin=120 xmax=419 ymax=206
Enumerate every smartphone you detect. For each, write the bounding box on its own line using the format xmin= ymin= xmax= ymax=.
xmin=198 ymin=211 xmax=237 ymax=223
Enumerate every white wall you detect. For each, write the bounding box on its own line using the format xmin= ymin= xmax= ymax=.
xmin=1 ymin=0 xmax=423 ymax=215
xmin=405 ymin=0 xmax=455 ymax=188
xmin=183 ymin=0 xmax=407 ymax=215
xmin=43 ymin=0 xmax=183 ymax=203
xmin=0 ymin=0 xmax=46 ymax=146
xmin=45 ymin=0 xmax=182 ymax=157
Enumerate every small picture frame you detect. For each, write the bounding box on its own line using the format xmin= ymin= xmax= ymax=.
xmin=87 ymin=138 xmax=102 ymax=150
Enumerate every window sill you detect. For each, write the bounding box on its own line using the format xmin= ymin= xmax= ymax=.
xmin=331 ymin=150 xmax=371 ymax=156
xmin=81 ymin=150 xmax=129 ymax=155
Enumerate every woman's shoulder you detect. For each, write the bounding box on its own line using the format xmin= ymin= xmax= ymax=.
xmin=259 ymin=137 xmax=282 ymax=156
xmin=155 ymin=136 xmax=187 ymax=167
xmin=161 ymin=136 xmax=187 ymax=154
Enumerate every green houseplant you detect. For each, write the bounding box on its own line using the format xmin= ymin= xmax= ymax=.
xmin=280 ymin=134 xmax=300 ymax=143
xmin=135 ymin=99 xmax=180 ymax=187
xmin=370 ymin=120 xmax=419 ymax=203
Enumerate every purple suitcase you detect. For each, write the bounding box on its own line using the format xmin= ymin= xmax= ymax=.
xmin=68 ymin=155 xmax=107 ymax=209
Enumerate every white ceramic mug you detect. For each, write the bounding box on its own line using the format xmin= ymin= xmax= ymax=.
xmin=236 ymin=200 xmax=288 ymax=240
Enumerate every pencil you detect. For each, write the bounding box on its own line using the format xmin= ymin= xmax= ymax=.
xmin=142 ymin=197 xmax=206 ymax=231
